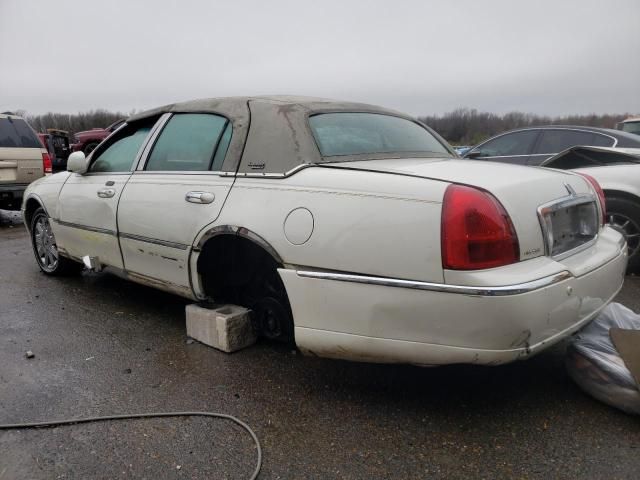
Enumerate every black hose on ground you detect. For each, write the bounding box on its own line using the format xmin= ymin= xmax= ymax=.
xmin=0 ymin=411 xmax=262 ymax=479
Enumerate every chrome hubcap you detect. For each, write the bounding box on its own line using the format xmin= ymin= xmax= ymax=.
xmin=34 ymin=216 xmax=59 ymax=271
xmin=608 ymin=212 xmax=640 ymax=260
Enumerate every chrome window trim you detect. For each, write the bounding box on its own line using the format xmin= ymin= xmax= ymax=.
xmin=295 ymin=269 xmax=573 ymax=296
xmin=537 ymin=193 xmax=599 ymax=260
xmin=119 ymin=232 xmax=189 ymax=250
xmin=219 ymin=163 xmax=313 ymax=178
xmin=133 ymin=170 xmax=226 ymax=176
xmin=134 ymin=113 xmax=172 ymax=171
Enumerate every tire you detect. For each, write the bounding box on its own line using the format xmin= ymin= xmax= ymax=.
xmin=606 ymin=196 xmax=640 ymax=272
xmin=83 ymin=142 xmax=99 ymax=155
xmin=30 ymin=207 xmax=83 ymax=276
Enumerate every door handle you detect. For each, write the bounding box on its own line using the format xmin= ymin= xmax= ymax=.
xmin=97 ymin=188 xmax=116 ymax=198
xmin=185 ymin=191 xmax=215 ymax=204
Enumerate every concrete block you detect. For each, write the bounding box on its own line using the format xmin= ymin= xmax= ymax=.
xmin=186 ymin=304 xmax=256 ymax=353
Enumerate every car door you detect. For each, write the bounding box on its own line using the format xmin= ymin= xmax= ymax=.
xmin=54 ymin=118 xmax=159 ymax=269
xmin=464 ymin=129 xmax=540 ymax=164
xmin=527 ymin=129 xmax=612 ymax=165
xmin=117 ymin=113 xmax=235 ymax=292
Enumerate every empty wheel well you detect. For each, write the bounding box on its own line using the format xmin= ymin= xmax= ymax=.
xmin=24 ymin=198 xmax=44 ymax=230
xmin=603 ymin=189 xmax=640 ymax=204
xmin=196 ymin=233 xmax=295 ymax=342
xmin=197 ymin=234 xmax=282 ymax=299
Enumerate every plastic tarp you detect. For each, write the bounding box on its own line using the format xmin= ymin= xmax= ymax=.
xmin=566 ymin=302 xmax=640 ymax=415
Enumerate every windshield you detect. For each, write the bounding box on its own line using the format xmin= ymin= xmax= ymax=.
xmin=621 ymin=121 xmax=640 ymax=135
xmin=309 ymin=113 xmax=450 ymax=158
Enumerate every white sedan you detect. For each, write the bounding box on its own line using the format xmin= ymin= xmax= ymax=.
xmin=22 ymin=96 xmax=628 ymax=366
xmin=542 ymin=146 xmax=640 ymax=271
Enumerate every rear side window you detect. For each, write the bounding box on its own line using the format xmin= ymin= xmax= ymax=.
xmin=145 ymin=113 xmax=230 ymax=171
xmin=0 ymin=117 xmax=41 ymax=148
xmin=536 ymin=130 xmax=612 ymax=153
xmin=309 ymin=113 xmax=449 ymax=157
xmin=471 ymin=130 xmax=539 ymax=157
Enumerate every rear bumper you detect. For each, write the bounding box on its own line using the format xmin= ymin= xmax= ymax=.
xmin=280 ymin=229 xmax=627 ymax=366
xmin=0 ymin=184 xmax=28 ymax=210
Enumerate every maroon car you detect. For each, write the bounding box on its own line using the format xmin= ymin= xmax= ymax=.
xmin=71 ymin=119 xmax=124 ymax=155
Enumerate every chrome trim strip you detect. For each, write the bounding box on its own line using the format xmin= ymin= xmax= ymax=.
xmin=52 ymin=219 xmax=116 ymax=236
xmin=220 ymin=163 xmax=312 ymax=178
xmin=195 ymin=225 xmax=283 ymax=263
xmin=134 ymin=113 xmax=172 ymax=171
xmin=295 ymin=270 xmax=573 ymax=296
xmin=119 ymin=232 xmax=190 ymax=250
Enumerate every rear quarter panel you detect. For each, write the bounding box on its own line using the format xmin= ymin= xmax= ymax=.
xmin=196 ymin=167 xmax=449 ymax=284
xmin=574 ymin=165 xmax=640 ymax=199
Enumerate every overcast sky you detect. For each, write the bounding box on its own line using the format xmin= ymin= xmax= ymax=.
xmin=1 ymin=0 xmax=638 ymax=117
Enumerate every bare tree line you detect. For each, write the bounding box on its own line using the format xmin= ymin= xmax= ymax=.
xmin=419 ymin=108 xmax=630 ymax=145
xmin=21 ymin=109 xmax=131 ymax=137
xmin=19 ymin=107 xmax=629 ymax=145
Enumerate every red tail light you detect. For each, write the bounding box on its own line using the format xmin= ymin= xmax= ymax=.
xmin=577 ymin=173 xmax=606 ymax=225
xmin=441 ymin=184 xmax=519 ymax=270
xmin=42 ymin=149 xmax=52 ymax=175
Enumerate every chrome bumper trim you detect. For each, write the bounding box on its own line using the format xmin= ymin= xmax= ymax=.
xmin=295 ymin=270 xmax=574 ymax=296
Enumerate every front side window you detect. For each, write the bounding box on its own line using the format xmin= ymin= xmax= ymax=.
xmin=145 ymin=113 xmax=230 ymax=171
xmin=309 ymin=113 xmax=450 ymax=157
xmin=471 ymin=130 xmax=539 ymax=157
xmin=90 ymin=122 xmax=153 ymax=173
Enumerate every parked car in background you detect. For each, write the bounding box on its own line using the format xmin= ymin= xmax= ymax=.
xmin=617 ymin=117 xmax=640 ymax=136
xmin=0 ymin=112 xmax=51 ymax=210
xmin=453 ymin=145 xmax=472 ymax=156
xmin=22 ymin=96 xmax=627 ymax=366
xmin=71 ymin=119 xmax=125 ymax=155
xmin=464 ymin=126 xmax=640 ymax=165
xmin=542 ymin=146 xmax=640 ymax=271
xmin=38 ymin=129 xmax=71 ymax=171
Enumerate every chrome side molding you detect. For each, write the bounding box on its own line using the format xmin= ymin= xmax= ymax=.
xmin=295 ymin=269 xmax=573 ymax=296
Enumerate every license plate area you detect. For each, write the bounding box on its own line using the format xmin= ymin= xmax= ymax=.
xmin=538 ymin=194 xmax=599 ymax=259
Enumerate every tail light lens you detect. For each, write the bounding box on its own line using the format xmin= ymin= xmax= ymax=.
xmin=577 ymin=173 xmax=606 ymax=226
xmin=42 ymin=149 xmax=52 ymax=175
xmin=441 ymin=184 xmax=519 ymax=270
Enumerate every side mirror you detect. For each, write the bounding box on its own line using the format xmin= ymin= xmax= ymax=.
xmin=465 ymin=151 xmax=483 ymax=159
xmin=67 ymin=151 xmax=89 ymax=174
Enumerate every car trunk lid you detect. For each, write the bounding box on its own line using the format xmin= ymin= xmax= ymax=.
xmin=322 ymin=158 xmax=599 ymax=263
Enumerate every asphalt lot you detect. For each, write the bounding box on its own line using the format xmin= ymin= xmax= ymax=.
xmin=1 ymin=209 xmax=639 ymax=479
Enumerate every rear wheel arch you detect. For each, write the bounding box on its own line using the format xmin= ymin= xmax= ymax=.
xmin=603 ymin=189 xmax=640 ymax=205
xmin=603 ymin=190 xmax=640 ymax=272
xmin=195 ymin=227 xmax=295 ymax=343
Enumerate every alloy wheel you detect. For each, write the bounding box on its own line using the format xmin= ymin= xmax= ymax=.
xmin=609 ymin=212 xmax=640 ymax=261
xmin=33 ymin=215 xmax=59 ymax=272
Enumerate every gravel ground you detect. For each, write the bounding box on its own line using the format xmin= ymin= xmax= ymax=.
xmin=1 ymin=209 xmax=639 ymax=479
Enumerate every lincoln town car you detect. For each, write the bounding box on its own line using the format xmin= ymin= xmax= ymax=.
xmin=22 ymin=96 xmax=628 ymax=365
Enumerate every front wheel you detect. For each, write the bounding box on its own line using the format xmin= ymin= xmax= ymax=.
xmin=606 ymin=196 xmax=640 ymax=272
xmin=30 ymin=207 xmax=83 ymax=275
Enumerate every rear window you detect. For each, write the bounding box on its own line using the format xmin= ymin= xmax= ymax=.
xmin=309 ymin=113 xmax=450 ymax=157
xmin=0 ymin=117 xmax=41 ymax=148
